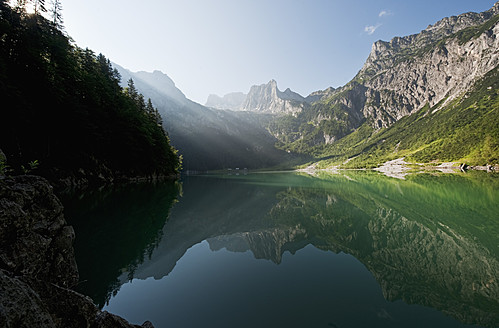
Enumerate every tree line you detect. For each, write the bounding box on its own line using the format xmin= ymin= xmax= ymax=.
xmin=0 ymin=1 xmax=181 ymax=184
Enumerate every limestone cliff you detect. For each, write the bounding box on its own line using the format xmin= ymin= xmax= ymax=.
xmin=270 ymin=2 xmax=499 ymax=152
xmin=241 ymin=80 xmax=306 ymax=115
xmin=328 ymin=2 xmax=499 ymax=130
xmin=356 ymin=2 xmax=499 ymax=128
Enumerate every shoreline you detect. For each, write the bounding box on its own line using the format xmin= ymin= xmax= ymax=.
xmin=0 ymin=175 xmax=154 ymax=328
xmin=296 ymin=158 xmax=499 ymax=179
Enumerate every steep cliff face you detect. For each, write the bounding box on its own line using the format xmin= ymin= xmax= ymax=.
xmin=241 ymin=80 xmax=306 ymax=115
xmin=270 ymin=2 xmax=499 ymax=160
xmin=361 ymin=2 xmax=499 ymax=74
xmin=357 ymin=2 xmax=499 ymax=128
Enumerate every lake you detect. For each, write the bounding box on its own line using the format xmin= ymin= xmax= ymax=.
xmin=62 ymin=171 xmax=499 ymax=328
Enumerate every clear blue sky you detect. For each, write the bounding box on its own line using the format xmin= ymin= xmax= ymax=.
xmin=63 ymin=0 xmax=497 ymax=104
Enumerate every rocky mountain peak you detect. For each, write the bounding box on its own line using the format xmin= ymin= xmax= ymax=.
xmin=305 ymin=87 xmax=336 ymax=103
xmin=113 ymin=63 xmax=187 ymax=107
xmin=241 ymin=80 xmax=305 ymax=115
xmin=205 ymin=92 xmax=247 ymax=110
xmin=361 ymin=2 xmax=499 ymax=75
xmin=425 ymin=1 xmax=499 ymax=35
xmin=347 ymin=2 xmax=499 ymax=129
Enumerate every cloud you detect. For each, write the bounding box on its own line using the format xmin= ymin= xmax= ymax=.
xmin=364 ymin=24 xmax=382 ymax=35
xmin=379 ymin=10 xmax=393 ymax=17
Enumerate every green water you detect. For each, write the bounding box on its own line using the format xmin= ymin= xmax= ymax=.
xmin=63 ymin=171 xmax=499 ymax=328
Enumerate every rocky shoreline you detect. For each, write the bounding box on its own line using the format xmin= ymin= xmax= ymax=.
xmin=0 ymin=175 xmax=154 ymax=328
xmin=298 ymin=157 xmax=498 ymax=179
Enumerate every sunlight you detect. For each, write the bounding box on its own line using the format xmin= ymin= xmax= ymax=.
xmin=1 ymin=1 xmax=498 ymax=327
xmin=8 ymin=0 xmax=50 ymax=18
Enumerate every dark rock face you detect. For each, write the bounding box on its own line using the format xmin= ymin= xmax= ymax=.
xmin=0 ymin=270 xmax=56 ymax=327
xmin=0 ymin=175 xmax=153 ymax=328
xmin=0 ymin=175 xmax=78 ymax=287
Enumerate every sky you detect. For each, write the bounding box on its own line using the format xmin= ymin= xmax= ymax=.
xmin=62 ymin=0 xmax=498 ymax=104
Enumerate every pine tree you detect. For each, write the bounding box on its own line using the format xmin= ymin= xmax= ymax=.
xmin=49 ymin=0 xmax=62 ymax=29
xmin=125 ymin=78 xmax=138 ymax=102
xmin=146 ymin=98 xmax=155 ymax=116
xmin=33 ymin=0 xmax=46 ymax=14
xmin=154 ymin=109 xmax=163 ymax=127
xmin=137 ymin=93 xmax=146 ymax=112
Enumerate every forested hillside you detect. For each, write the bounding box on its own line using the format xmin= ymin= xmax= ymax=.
xmin=114 ymin=65 xmax=304 ymax=171
xmin=312 ymin=67 xmax=499 ymax=168
xmin=0 ymin=1 xmax=180 ymax=185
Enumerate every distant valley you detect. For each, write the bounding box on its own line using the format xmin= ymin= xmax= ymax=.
xmin=113 ymin=65 xmax=304 ymax=171
xmin=118 ymin=1 xmax=499 ymax=171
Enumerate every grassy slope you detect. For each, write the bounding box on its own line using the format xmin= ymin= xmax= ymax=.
xmin=308 ymin=66 xmax=499 ymax=169
xmin=283 ymin=14 xmax=499 ymax=169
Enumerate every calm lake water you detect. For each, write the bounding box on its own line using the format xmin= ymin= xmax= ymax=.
xmin=62 ymin=171 xmax=499 ymax=328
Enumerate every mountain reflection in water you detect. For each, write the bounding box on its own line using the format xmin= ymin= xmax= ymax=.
xmin=63 ymin=171 xmax=499 ymax=328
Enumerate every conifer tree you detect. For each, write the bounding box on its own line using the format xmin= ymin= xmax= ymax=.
xmin=49 ymin=0 xmax=62 ymax=28
xmin=137 ymin=93 xmax=146 ymax=112
xmin=33 ymin=0 xmax=46 ymax=14
xmin=154 ymin=109 xmax=163 ymax=127
xmin=146 ymin=98 xmax=155 ymax=116
xmin=125 ymin=78 xmax=138 ymax=102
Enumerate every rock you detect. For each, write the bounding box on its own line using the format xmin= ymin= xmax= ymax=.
xmin=305 ymin=87 xmax=336 ymax=103
xmin=270 ymin=2 xmax=499 ymax=146
xmin=0 ymin=270 xmax=56 ymax=328
xmin=205 ymin=92 xmax=247 ymax=110
xmin=141 ymin=321 xmax=155 ymax=328
xmin=241 ymin=79 xmax=305 ymax=115
xmin=355 ymin=3 xmax=499 ymax=128
xmin=0 ymin=175 xmax=78 ymax=287
xmin=0 ymin=148 xmax=7 ymax=177
xmin=0 ymin=175 xmax=155 ymax=328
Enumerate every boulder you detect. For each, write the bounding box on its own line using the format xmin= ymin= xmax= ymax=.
xmin=0 ymin=175 xmax=154 ymax=328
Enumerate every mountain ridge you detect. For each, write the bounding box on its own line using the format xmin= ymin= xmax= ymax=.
xmin=241 ymin=79 xmax=306 ymax=115
xmin=266 ymin=1 xmax=499 ymax=167
xmin=205 ymin=79 xmax=308 ymax=115
xmin=205 ymin=92 xmax=247 ymax=110
xmin=113 ymin=65 xmax=304 ymax=171
xmin=114 ymin=2 xmax=499 ymax=170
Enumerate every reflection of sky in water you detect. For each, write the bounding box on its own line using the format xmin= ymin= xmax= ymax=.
xmin=65 ymin=172 xmax=499 ymax=328
xmin=104 ymin=241 xmax=473 ymax=328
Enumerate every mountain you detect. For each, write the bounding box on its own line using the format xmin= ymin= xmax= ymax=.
xmin=113 ymin=65 xmax=303 ymax=171
xmin=77 ymin=173 xmax=498 ymax=327
xmin=269 ymin=2 xmax=499 ymax=167
xmin=208 ymin=80 xmax=308 ymax=115
xmin=355 ymin=2 xmax=499 ymax=128
xmin=304 ymin=86 xmax=336 ymax=103
xmin=205 ymin=92 xmax=247 ymax=110
xmin=0 ymin=7 xmax=180 ymax=187
xmin=241 ymin=79 xmax=306 ymax=115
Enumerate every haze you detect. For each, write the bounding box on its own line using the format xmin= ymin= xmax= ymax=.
xmin=63 ymin=0 xmax=497 ymax=104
